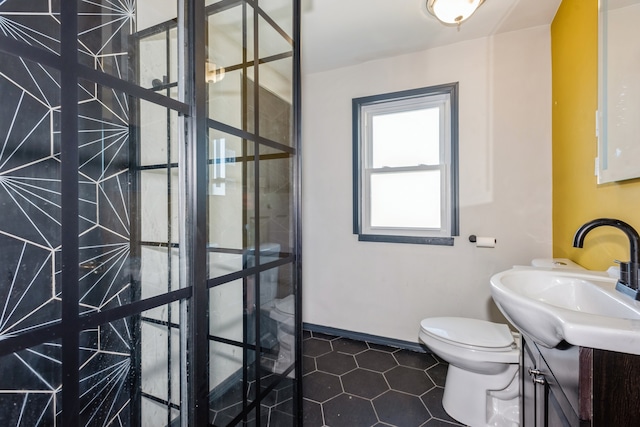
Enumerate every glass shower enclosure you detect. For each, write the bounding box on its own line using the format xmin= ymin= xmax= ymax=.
xmin=0 ymin=0 xmax=301 ymax=425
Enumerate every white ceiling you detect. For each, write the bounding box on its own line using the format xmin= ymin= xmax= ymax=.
xmin=300 ymin=0 xmax=563 ymax=74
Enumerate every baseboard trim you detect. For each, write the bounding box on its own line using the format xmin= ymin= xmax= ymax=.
xmin=303 ymin=323 xmax=429 ymax=353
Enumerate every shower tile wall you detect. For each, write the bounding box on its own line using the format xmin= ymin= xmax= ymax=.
xmin=0 ymin=1 xmax=177 ymax=424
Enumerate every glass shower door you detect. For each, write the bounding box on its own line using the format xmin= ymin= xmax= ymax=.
xmin=0 ymin=0 xmax=300 ymax=425
xmin=206 ymin=0 xmax=300 ymax=425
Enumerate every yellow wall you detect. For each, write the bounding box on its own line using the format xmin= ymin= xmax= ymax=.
xmin=552 ymin=0 xmax=640 ymax=270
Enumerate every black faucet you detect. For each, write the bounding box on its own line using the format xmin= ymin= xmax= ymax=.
xmin=573 ymin=218 xmax=640 ymax=300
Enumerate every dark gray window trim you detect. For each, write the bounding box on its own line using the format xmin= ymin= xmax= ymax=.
xmin=358 ymin=234 xmax=455 ymax=246
xmin=352 ymin=82 xmax=459 ymax=245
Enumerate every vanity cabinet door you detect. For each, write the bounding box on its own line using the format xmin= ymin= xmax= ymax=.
xmin=546 ymin=383 xmax=576 ymax=427
xmin=522 ymin=338 xmax=546 ymax=426
xmin=522 ymin=337 xmax=584 ymax=427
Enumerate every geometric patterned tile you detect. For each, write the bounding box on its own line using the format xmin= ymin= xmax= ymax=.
xmin=303 ymin=371 xmax=343 ymax=403
xmin=421 ymin=386 xmax=461 ymax=423
xmin=324 ymin=393 xmax=377 ymax=427
xmin=302 ymin=398 xmax=324 ymax=427
xmin=315 ymin=351 xmax=356 ymax=375
xmin=356 ymin=349 xmax=398 ymax=372
xmin=303 ymin=331 xmax=465 ymax=427
xmin=331 ymin=337 xmax=368 ymax=355
xmin=341 ymin=369 xmax=389 ymax=399
xmin=303 ymin=338 xmax=332 ymax=358
xmin=426 ymin=363 xmax=449 ymax=387
xmin=384 ymin=365 xmax=435 ymax=396
xmin=373 ymin=390 xmax=431 ymax=427
xmin=394 ymin=349 xmax=439 ymax=370
xmin=303 ymin=355 xmax=317 ymax=375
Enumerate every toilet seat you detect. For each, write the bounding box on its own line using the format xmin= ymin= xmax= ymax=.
xmin=420 ymin=317 xmax=515 ymax=352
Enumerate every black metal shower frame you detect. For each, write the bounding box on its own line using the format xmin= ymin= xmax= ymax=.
xmin=0 ymin=0 xmax=302 ymax=425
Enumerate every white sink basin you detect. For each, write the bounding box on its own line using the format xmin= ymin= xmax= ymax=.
xmin=490 ymin=267 xmax=640 ymax=355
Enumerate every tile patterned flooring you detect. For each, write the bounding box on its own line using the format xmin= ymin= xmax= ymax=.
xmin=303 ymin=331 xmax=466 ymax=427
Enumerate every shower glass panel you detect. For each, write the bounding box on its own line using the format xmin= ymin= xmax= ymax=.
xmin=78 ymin=318 xmax=134 ymax=425
xmin=254 ymin=60 xmax=293 ymax=147
xmin=0 ymin=2 xmax=61 ymax=55
xmin=77 ymin=303 xmax=182 ymax=426
xmin=210 ymin=279 xmax=245 ymax=342
xmin=206 ymin=0 xmax=299 ymax=424
xmin=256 ymin=145 xmax=294 ymax=256
xmin=207 ymin=129 xmax=252 ymax=279
xmin=209 ymin=340 xmax=257 ymax=425
xmin=77 ymin=80 xmax=133 ymax=314
xmin=259 ymin=0 xmax=294 ymax=37
xmin=0 ymin=0 xmax=300 ymax=425
xmin=139 ymin=305 xmax=182 ymax=426
xmin=261 ymin=381 xmax=295 ymax=426
xmin=0 ymin=340 xmax=62 ymax=425
xmin=77 ymin=0 xmax=136 ymax=80
xmin=207 ymin=3 xmax=254 ymax=130
xmin=137 ymin=17 xmax=180 ymax=100
xmin=0 ymin=52 xmax=62 ymax=332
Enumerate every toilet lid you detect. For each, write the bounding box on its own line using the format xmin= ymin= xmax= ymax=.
xmin=275 ymin=295 xmax=295 ymax=315
xmin=420 ymin=317 xmax=514 ymax=349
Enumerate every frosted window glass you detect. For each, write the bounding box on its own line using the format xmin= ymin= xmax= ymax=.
xmin=370 ymin=171 xmax=441 ymax=229
xmin=371 ymin=108 xmax=440 ymax=168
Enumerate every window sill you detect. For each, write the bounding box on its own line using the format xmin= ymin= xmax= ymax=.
xmin=356 ymin=234 xmax=454 ymax=246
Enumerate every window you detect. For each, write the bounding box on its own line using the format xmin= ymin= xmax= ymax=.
xmin=353 ymin=83 xmax=459 ymax=245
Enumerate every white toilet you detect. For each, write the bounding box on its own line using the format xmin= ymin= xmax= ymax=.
xmin=419 ymin=317 xmax=520 ymax=427
xmin=419 ymin=258 xmax=585 ymax=427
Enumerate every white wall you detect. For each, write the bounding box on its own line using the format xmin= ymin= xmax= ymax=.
xmin=301 ymin=26 xmax=553 ymax=343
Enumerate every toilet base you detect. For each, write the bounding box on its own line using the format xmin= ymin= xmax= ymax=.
xmin=272 ymin=325 xmax=295 ymax=378
xmin=442 ymin=364 xmax=520 ymax=427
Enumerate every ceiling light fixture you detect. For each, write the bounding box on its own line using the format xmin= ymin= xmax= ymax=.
xmin=426 ymin=0 xmax=485 ymax=27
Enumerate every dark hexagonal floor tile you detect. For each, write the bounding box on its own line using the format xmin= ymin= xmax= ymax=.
xmin=385 ymin=365 xmax=435 ymax=396
xmin=356 ymin=349 xmax=398 ymax=372
xmin=332 ymin=337 xmax=369 ymax=355
xmin=394 ymin=349 xmax=439 ymax=370
xmin=265 ymin=398 xmax=294 ymax=423
xmin=304 ymin=337 xmax=332 ymax=357
xmin=303 ymin=355 xmax=317 ymax=375
xmin=316 ymin=351 xmax=357 ymax=375
xmin=324 ymin=393 xmax=378 ymax=427
xmin=342 ymin=368 xmax=389 ymax=399
xmin=421 ymin=386 xmax=460 ymax=423
xmin=311 ymin=331 xmax=339 ymax=340
xmin=303 ymin=398 xmax=324 ymax=427
xmin=303 ymin=371 xmax=343 ymax=403
xmin=210 ymin=402 xmax=243 ymax=426
xmin=426 ymin=363 xmax=448 ymax=387
xmin=373 ymin=390 xmax=431 ymax=427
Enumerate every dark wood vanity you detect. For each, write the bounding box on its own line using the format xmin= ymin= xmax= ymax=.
xmin=521 ymin=336 xmax=640 ymax=426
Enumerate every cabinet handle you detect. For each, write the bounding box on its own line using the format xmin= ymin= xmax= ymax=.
xmin=528 ymin=367 xmax=547 ymax=384
xmin=531 ymin=374 xmax=547 ymax=385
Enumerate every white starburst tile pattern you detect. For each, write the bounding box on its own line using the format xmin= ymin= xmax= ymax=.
xmin=0 ymin=1 xmax=142 ymax=425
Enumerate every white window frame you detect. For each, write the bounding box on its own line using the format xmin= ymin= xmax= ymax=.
xmin=352 ymin=83 xmax=459 ymax=245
